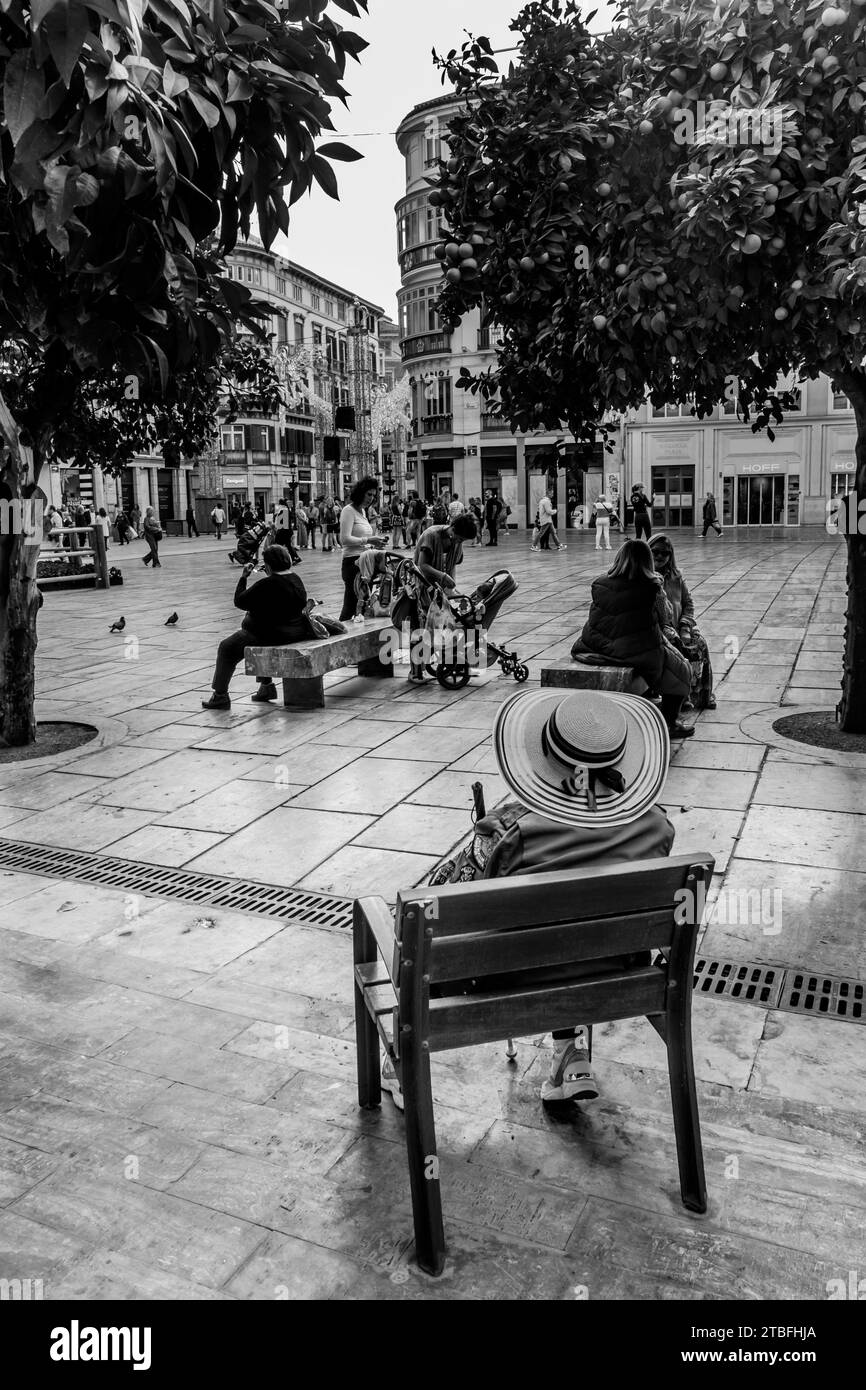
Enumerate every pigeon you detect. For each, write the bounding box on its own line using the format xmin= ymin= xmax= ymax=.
xmin=109 ymin=617 xmax=125 ymax=632
xmin=164 ymin=612 xmax=179 ymax=626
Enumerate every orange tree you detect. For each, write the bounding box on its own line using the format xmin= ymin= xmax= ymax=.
xmin=433 ymin=0 xmax=866 ymax=730
xmin=0 ymin=0 xmax=367 ymax=745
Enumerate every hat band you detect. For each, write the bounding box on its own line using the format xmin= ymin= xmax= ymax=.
xmin=543 ymin=712 xmax=627 ymax=771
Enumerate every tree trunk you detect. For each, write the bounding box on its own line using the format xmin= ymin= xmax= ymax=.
xmin=0 ymin=391 xmax=41 ymax=747
xmin=837 ymin=372 xmax=866 ymax=733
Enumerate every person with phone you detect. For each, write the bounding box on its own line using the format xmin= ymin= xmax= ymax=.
xmin=201 ymin=545 xmax=309 ymax=710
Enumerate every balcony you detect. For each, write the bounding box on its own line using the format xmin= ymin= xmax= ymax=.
xmin=399 ymin=243 xmax=440 ymax=274
xmin=420 ymin=414 xmax=453 ymax=435
xmin=401 ymin=331 xmax=452 ymax=361
xmin=220 ymin=450 xmax=246 ymax=464
xmin=251 ymin=451 xmax=272 ymax=466
xmin=477 ymin=328 xmax=505 ymax=351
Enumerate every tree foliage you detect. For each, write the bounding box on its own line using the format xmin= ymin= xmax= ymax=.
xmin=432 ymin=0 xmax=866 ymax=435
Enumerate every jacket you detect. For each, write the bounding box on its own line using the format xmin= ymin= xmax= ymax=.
xmin=574 ymin=574 xmax=667 ymax=683
xmin=659 ymin=572 xmax=695 ymax=631
xmin=703 ymin=497 xmax=718 ymax=522
xmin=234 ymin=570 xmax=308 ymax=642
xmin=483 ymin=801 xmax=675 ymax=878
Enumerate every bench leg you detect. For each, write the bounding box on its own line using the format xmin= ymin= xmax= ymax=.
xmin=666 ymin=988 xmax=707 ymax=1214
xmin=357 ymin=654 xmax=393 ymax=679
xmin=281 ymin=675 xmax=325 ymax=709
xmin=353 ymin=906 xmax=382 ymax=1110
xmin=401 ymin=1036 xmax=446 ymax=1276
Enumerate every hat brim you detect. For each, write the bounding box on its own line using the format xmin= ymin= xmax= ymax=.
xmin=493 ymin=690 xmax=670 ymax=829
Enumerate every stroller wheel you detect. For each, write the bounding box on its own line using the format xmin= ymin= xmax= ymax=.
xmin=437 ymin=664 xmax=471 ymax=690
xmin=499 ymin=655 xmax=514 ymax=675
xmin=514 ymin=663 xmax=530 ymax=683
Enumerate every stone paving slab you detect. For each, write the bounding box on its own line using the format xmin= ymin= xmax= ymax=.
xmin=1 ymin=529 xmax=863 ymax=1299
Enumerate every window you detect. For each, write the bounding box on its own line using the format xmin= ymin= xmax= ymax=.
xmin=312 ymin=325 xmax=322 ymax=346
xmin=249 ymin=424 xmax=273 ymax=453
xmin=311 ymin=292 xmax=321 ymax=311
xmin=276 ymin=314 xmax=288 ymax=344
xmin=833 ymin=388 xmax=852 ymax=410
xmin=422 ymin=374 xmax=452 ymax=416
xmin=289 ymin=280 xmax=304 ymax=303
xmin=326 ymin=331 xmax=337 ymax=366
xmin=337 ymin=301 xmax=347 ymax=322
xmin=650 ymin=399 xmax=695 ymax=419
xmin=338 ymin=337 xmax=347 ymax=370
xmin=276 ymin=276 xmax=286 ymax=295
xmin=324 ymin=298 xmax=334 ymax=317
xmin=399 ymin=286 xmax=442 ymax=338
xmin=294 ymin=316 xmax=305 ymax=346
xmin=831 ymin=470 xmax=854 ymax=496
xmin=221 ymin=426 xmax=244 ymax=451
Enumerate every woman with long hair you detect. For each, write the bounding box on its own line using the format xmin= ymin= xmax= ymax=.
xmin=572 ymin=539 xmax=694 ymax=738
xmin=649 ymin=534 xmax=716 ymax=711
xmin=338 ymin=475 xmax=384 ymax=621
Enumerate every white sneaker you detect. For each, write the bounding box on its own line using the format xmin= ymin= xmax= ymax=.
xmin=530 ymin=545 xmax=539 ymax=552
xmin=558 ymin=544 xmax=567 ymax=551
xmin=381 ymin=1055 xmax=404 ymax=1111
xmin=541 ymin=1028 xmax=599 ymax=1104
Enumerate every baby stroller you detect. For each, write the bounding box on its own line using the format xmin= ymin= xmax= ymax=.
xmin=228 ymin=520 xmax=269 ymax=566
xmin=395 ymin=561 xmax=529 ymax=689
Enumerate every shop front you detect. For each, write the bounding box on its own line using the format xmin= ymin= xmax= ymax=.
xmin=720 ymin=464 xmax=800 ymax=527
xmin=222 ymin=474 xmax=249 ymax=519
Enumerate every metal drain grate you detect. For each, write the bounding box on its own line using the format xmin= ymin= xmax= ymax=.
xmin=0 ymin=838 xmax=352 ymax=930
xmin=693 ymin=957 xmax=785 ymax=1008
xmin=781 ymin=971 xmax=864 ymax=1023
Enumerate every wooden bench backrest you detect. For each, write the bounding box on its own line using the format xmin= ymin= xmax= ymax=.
xmin=394 ymin=854 xmax=713 ymax=986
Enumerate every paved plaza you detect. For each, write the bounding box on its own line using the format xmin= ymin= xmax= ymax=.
xmin=1 ymin=526 xmax=864 ymax=1300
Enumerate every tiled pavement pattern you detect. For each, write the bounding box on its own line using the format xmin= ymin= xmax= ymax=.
xmin=1 ymin=525 xmax=864 ymax=1299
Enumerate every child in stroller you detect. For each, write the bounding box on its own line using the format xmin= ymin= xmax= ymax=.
xmin=229 ymin=521 xmax=301 ymax=567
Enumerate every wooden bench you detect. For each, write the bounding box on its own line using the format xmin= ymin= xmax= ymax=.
xmin=245 ymin=617 xmax=396 ymax=709
xmin=541 ymin=658 xmax=647 ymax=695
xmin=354 ymin=852 xmax=714 ymax=1276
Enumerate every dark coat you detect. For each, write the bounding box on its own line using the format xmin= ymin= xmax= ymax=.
xmin=659 ymin=571 xmax=695 ymax=630
xmin=703 ymin=497 xmax=718 ymax=522
xmin=574 ymin=574 xmax=668 ymax=683
xmin=234 ymin=570 xmax=308 ymax=643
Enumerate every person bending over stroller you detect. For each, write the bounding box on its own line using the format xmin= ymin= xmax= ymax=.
xmin=380 ymin=687 xmax=674 ymax=1110
xmin=202 ymin=545 xmax=309 ymax=710
xmin=407 ymin=513 xmax=478 ymax=683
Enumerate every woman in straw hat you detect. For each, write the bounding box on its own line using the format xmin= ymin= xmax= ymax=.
xmin=382 ymin=687 xmax=674 ymax=1111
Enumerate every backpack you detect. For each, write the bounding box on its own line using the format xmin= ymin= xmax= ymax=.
xmin=431 ymin=500 xmax=448 ymax=525
xmin=428 ymin=803 xmax=524 ymax=884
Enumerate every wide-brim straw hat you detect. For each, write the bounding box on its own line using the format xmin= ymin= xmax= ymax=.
xmin=493 ymin=689 xmax=670 ymax=829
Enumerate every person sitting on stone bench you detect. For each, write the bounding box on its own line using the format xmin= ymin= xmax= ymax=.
xmin=202 ymin=545 xmax=309 ymax=710
xmin=649 ymin=534 xmax=716 ymax=712
xmin=571 ymin=539 xmax=695 ymax=740
xmin=382 ymin=687 xmax=675 ymax=1110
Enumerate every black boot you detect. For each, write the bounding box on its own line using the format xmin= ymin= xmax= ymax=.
xmin=202 ymin=693 xmax=231 ymax=710
xmin=661 ymin=694 xmax=695 ymax=739
xmin=251 ymin=682 xmax=278 ymax=703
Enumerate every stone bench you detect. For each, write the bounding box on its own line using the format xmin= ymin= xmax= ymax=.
xmin=245 ymin=618 xmax=395 ymax=709
xmin=541 ymin=659 xmax=648 ymax=695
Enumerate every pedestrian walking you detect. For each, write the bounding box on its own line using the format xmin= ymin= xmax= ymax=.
xmin=702 ymin=493 xmax=723 ymax=537
xmin=631 ymin=483 xmax=653 ymax=541
xmin=296 ymin=502 xmax=309 ymax=549
xmin=532 ymin=493 xmax=566 ymax=552
xmin=322 ymin=497 xmax=337 ymax=551
xmin=112 ymin=508 xmax=127 ymax=545
xmin=307 ymin=500 xmax=320 ymax=550
xmin=97 ymin=507 xmax=111 ymax=550
xmin=484 ymin=490 xmax=502 ymax=546
xmin=448 ymin=493 xmax=464 ymax=520
xmin=593 ymin=494 xmax=614 ymax=550
xmin=185 ymin=505 xmax=199 ymax=539
xmin=141 ymin=506 xmax=162 ymax=567
xmin=211 ymin=504 xmax=226 ymax=539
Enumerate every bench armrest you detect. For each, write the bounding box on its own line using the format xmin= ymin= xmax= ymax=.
xmin=353 ymin=896 xmax=397 ymax=982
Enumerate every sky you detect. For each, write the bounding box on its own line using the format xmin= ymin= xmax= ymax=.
xmin=275 ymin=0 xmax=617 ymax=321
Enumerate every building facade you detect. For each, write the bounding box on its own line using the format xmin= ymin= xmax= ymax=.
xmin=397 ymin=94 xmax=855 ymax=532
xmin=624 ymin=378 xmax=855 ymax=529
xmin=396 ymin=96 xmax=608 ymax=528
xmin=44 ymin=242 xmax=387 ymax=528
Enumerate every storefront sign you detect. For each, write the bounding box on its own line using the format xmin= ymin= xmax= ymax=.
xmin=222 ymin=475 xmax=247 ymax=487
